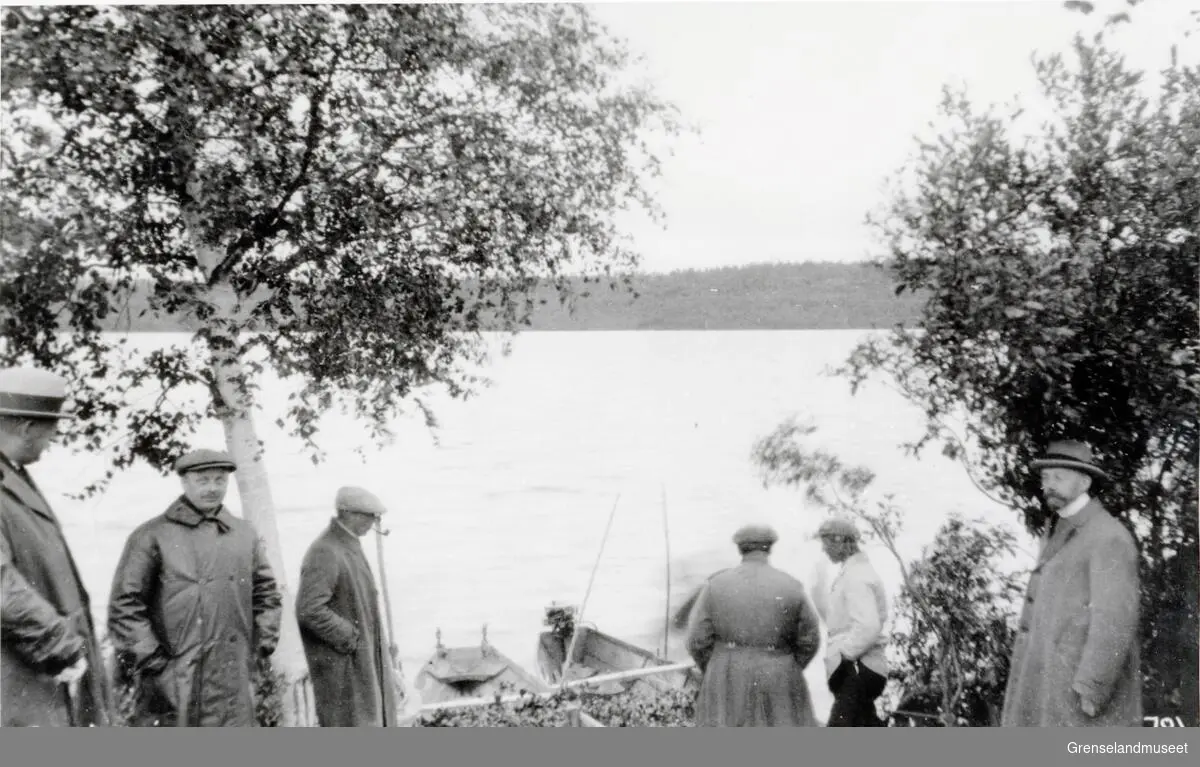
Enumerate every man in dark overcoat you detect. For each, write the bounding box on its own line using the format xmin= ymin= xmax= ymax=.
xmin=1 ymin=366 xmax=111 ymax=727
xmin=107 ymin=448 xmax=283 ymax=726
xmin=296 ymin=486 xmax=400 ymax=727
xmin=685 ymin=524 xmax=821 ymax=727
xmin=1002 ymin=440 xmax=1142 ymax=727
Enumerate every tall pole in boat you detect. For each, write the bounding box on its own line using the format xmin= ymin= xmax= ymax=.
xmin=560 ymin=494 xmax=621 ymax=691
xmin=661 ymin=483 xmax=672 ymax=660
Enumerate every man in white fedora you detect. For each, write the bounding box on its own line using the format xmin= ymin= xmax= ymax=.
xmin=0 ymin=366 xmax=111 ymax=726
xmin=815 ymin=515 xmax=889 ymax=727
xmin=1002 ymin=440 xmax=1142 ymax=727
xmin=296 ymin=486 xmax=401 ymax=727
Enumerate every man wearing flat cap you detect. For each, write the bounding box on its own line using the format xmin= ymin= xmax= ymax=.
xmin=1002 ymin=440 xmax=1142 ymax=727
xmin=815 ymin=516 xmax=889 ymax=727
xmin=296 ymin=486 xmax=401 ymax=726
xmin=107 ymin=448 xmax=282 ymax=726
xmin=685 ymin=524 xmax=821 ymax=726
xmin=1 ymin=366 xmax=111 ymax=727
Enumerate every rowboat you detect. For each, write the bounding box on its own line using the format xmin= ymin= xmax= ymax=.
xmin=413 ymin=627 xmax=553 ymax=708
xmin=536 ymin=603 xmax=703 ymax=696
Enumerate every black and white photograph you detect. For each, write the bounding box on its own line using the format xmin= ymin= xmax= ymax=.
xmin=1 ymin=0 xmax=1196 ymax=738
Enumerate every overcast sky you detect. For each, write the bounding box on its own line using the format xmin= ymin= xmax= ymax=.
xmin=586 ymin=0 xmax=1199 ymax=274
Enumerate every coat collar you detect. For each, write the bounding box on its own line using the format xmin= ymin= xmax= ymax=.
xmin=164 ymin=495 xmax=235 ymax=533
xmin=329 ymin=517 xmax=364 ymax=545
xmin=1038 ymin=498 xmax=1105 ymax=565
xmin=0 ymin=451 xmax=55 ymax=523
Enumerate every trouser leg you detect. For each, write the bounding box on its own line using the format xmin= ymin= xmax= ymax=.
xmin=826 ymin=660 xmax=886 ymax=727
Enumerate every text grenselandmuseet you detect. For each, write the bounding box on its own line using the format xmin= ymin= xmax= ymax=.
xmin=1067 ymin=743 xmax=1188 ymax=755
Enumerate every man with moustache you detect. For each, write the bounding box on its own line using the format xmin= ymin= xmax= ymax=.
xmin=815 ymin=516 xmax=889 ymax=727
xmin=107 ymin=448 xmax=282 ymax=727
xmin=296 ymin=486 xmax=401 ymax=727
xmin=1002 ymin=440 xmax=1142 ymax=727
xmin=1 ymin=366 xmax=111 ymax=727
xmin=685 ymin=524 xmax=821 ymax=727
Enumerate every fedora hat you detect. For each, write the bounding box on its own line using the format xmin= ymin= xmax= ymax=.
xmin=0 ymin=367 xmax=75 ymax=420
xmin=1030 ymin=440 xmax=1109 ymax=482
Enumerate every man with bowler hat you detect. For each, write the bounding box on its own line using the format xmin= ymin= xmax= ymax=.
xmin=1 ymin=366 xmax=111 ymax=726
xmin=685 ymin=524 xmax=821 ymax=726
xmin=296 ymin=486 xmax=401 ymax=727
xmin=1002 ymin=440 xmax=1142 ymax=727
xmin=107 ymin=448 xmax=282 ymax=726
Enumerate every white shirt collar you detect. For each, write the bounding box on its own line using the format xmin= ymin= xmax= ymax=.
xmin=1058 ymin=492 xmax=1091 ymax=519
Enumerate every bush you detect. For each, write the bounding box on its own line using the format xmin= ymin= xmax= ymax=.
xmin=105 ymin=653 xmax=289 ymax=727
xmin=415 ymin=683 xmax=697 ymax=727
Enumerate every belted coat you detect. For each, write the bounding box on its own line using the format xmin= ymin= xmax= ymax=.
xmin=685 ymin=553 xmax=821 ymax=727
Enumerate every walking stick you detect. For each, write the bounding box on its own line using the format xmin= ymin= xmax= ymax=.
xmin=373 ymin=518 xmax=407 ymax=725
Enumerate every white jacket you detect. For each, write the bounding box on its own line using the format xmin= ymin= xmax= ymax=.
xmin=816 ymin=551 xmax=889 ymax=679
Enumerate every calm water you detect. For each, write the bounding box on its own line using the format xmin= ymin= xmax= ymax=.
xmin=42 ymin=330 xmax=1034 ymax=721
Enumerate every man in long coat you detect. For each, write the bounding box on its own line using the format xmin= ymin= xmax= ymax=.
xmin=685 ymin=524 xmax=821 ymax=727
xmin=1 ymin=367 xmax=111 ymax=727
xmin=815 ymin=516 xmax=890 ymax=727
xmin=1002 ymin=440 xmax=1142 ymax=727
xmin=107 ymin=448 xmax=283 ymax=727
xmin=296 ymin=486 xmax=400 ymax=727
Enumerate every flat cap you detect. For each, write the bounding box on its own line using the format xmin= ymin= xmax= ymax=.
xmin=336 ymin=486 xmax=387 ymax=517
xmin=733 ymin=524 xmax=778 ymax=547
xmin=174 ymin=449 xmax=237 ymax=475
xmin=0 ymin=366 xmax=75 ymax=420
xmin=816 ymin=516 xmax=861 ymax=541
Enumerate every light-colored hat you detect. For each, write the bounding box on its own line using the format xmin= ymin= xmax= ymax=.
xmin=733 ymin=524 xmax=778 ymax=548
xmin=0 ymin=367 xmax=75 ymax=420
xmin=816 ymin=516 xmax=861 ymax=541
xmin=1030 ymin=440 xmax=1109 ymax=482
xmin=336 ymin=486 xmax=387 ymax=517
xmin=174 ymin=449 xmax=237 ymax=475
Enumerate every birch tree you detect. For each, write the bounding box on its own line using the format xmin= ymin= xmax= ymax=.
xmin=1 ymin=4 xmax=677 ymax=724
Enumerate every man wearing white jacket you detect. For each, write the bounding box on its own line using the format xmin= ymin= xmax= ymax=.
xmin=815 ymin=516 xmax=889 ymax=727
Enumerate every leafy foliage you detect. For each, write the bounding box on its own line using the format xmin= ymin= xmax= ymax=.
xmin=845 ymin=28 xmax=1198 ymax=723
xmin=751 ymin=421 xmax=999 ymax=727
xmin=887 ymin=515 xmax=1024 ymax=727
xmin=416 ymin=684 xmax=696 ymax=727
xmin=0 ymin=3 xmax=678 ymax=491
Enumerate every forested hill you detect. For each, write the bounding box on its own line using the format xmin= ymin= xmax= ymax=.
xmin=97 ymin=261 xmax=925 ymax=333
xmin=529 ymin=261 xmax=923 ymax=330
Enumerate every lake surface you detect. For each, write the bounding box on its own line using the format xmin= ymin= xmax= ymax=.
xmin=42 ymin=330 xmax=1035 ymax=722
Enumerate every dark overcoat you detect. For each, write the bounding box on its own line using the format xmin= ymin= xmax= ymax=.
xmin=685 ymin=552 xmax=821 ymax=727
xmin=107 ymin=497 xmax=283 ymax=727
xmin=296 ymin=520 xmax=398 ymax=727
xmin=1 ymin=455 xmax=111 ymax=727
xmin=1002 ymin=498 xmax=1142 ymax=727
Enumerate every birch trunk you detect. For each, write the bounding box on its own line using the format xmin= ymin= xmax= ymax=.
xmin=208 ymin=332 xmax=314 ymax=727
xmin=188 ymin=217 xmax=315 ymax=726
